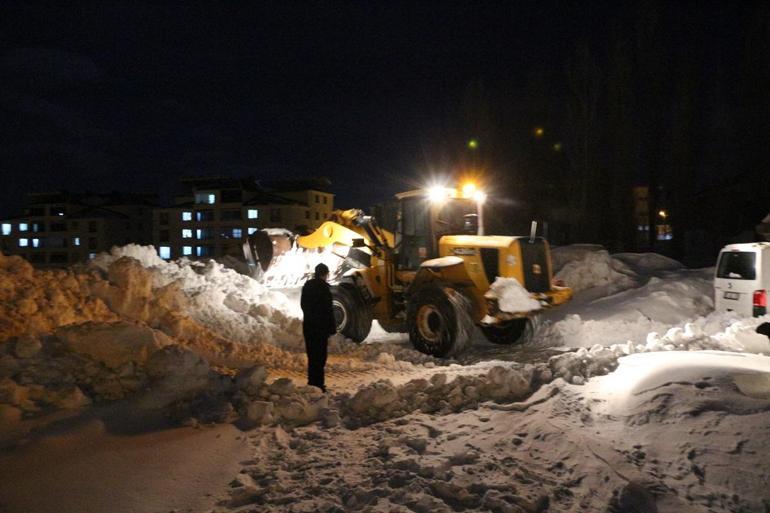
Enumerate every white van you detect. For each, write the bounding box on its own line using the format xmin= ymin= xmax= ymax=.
xmin=714 ymin=242 xmax=770 ymax=317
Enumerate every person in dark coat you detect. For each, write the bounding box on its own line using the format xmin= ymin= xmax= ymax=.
xmin=300 ymin=263 xmax=337 ymax=392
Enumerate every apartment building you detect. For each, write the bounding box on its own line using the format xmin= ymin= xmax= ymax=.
xmin=152 ymin=177 xmax=334 ymax=261
xmin=0 ymin=191 xmax=156 ymax=266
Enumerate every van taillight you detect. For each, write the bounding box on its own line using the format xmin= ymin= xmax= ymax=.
xmin=754 ymin=290 xmax=767 ymax=317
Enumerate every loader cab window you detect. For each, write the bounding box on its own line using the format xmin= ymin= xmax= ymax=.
xmin=436 ymin=198 xmax=477 ymax=236
xmin=398 ymin=197 xmax=431 ymax=270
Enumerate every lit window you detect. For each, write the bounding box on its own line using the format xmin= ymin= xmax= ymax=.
xmin=73 ymin=237 xmax=81 ymax=246
xmin=159 ymin=246 xmax=171 ymax=260
xmin=232 ymin=228 xmax=242 ymax=238
xmin=196 ymin=229 xmax=203 ymax=240
xmin=88 ymin=253 xmax=96 ymax=260
xmin=19 ymin=223 xmax=28 ymax=232
xmin=32 ymin=238 xmax=40 ymax=248
xmin=1 ymin=223 xmax=10 ymax=235
xmin=195 ymin=192 xmax=216 ymax=204
xmin=182 ymin=246 xmax=192 ymax=256
xmin=182 ymin=229 xmax=192 ymax=238
xmin=19 ymin=238 xmax=28 ymax=247
xmin=248 ymin=209 xmax=258 ymax=219
xmin=182 ymin=211 xmax=192 ymax=221
xmin=248 ymin=227 xmax=258 ymax=235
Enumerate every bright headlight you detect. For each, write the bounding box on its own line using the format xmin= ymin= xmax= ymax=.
xmin=428 ymin=186 xmax=450 ymax=203
xmin=473 ymin=190 xmax=487 ymax=204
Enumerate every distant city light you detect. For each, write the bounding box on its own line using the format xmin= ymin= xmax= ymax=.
xmin=73 ymin=237 xmax=81 ymax=246
xmin=467 ymin=139 xmax=479 ymax=150
xmin=658 ymin=210 xmax=667 ymax=219
xmin=1 ymin=223 xmax=10 ymax=235
xmin=534 ymin=127 xmax=544 ymax=137
xmin=552 ymin=142 xmax=562 ymax=151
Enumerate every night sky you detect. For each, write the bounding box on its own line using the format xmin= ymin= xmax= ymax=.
xmin=0 ymin=2 xmax=763 ymax=225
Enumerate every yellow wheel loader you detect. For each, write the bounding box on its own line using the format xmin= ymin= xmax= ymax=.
xmin=244 ymin=183 xmax=572 ymax=357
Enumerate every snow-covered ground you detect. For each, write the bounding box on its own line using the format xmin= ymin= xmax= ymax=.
xmin=1 ymin=244 xmax=769 ymax=513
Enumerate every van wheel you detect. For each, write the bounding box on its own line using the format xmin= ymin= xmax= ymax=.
xmin=331 ymin=285 xmax=372 ymax=343
xmin=407 ymin=285 xmax=473 ymax=357
xmin=481 ymin=319 xmax=529 ymax=345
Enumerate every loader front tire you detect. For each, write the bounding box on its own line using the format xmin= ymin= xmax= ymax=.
xmin=331 ymin=285 xmax=372 ymax=343
xmin=407 ymin=285 xmax=473 ymax=357
xmin=481 ymin=319 xmax=529 ymax=345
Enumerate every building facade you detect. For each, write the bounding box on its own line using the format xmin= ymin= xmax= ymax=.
xmin=0 ymin=191 xmax=156 ymax=266
xmin=151 ymin=177 xmax=334 ymax=261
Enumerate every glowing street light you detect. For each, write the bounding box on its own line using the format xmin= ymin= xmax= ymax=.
xmin=467 ymin=139 xmax=479 ymax=150
xmin=658 ymin=210 xmax=668 ymax=219
xmin=534 ymin=127 xmax=544 ymax=137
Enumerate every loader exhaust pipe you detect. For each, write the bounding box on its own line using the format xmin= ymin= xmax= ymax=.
xmin=529 ymin=221 xmax=538 ymax=243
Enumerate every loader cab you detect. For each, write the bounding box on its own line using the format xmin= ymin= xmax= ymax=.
xmin=395 ymin=188 xmax=481 ymax=270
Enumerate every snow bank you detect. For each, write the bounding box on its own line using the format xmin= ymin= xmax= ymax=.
xmin=553 ymin=247 xmax=636 ymax=294
xmin=612 ymin=252 xmax=684 ymax=274
xmin=540 ymin=269 xmax=715 ymax=348
xmin=488 ymin=277 xmax=541 ymax=313
xmin=547 ymin=313 xmax=770 ymax=385
xmin=0 ymin=253 xmax=116 ymax=341
xmin=549 ymin=244 xmax=605 ymax=273
xmin=91 ymin=244 xmax=303 ymax=348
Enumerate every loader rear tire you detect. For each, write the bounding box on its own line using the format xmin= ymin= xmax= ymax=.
xmin=331 ymin=285 xmax=373 ymax=343
xmin=481 ymin=319 xmax=529 ymax=345
xmin=407 ymin=285 xmax=473 ymax=357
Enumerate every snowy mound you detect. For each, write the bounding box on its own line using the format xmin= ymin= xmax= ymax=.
xmin=91 ymin=244 xmax=303 ymax=348
xmin=612 ymin=252 xmax=684 ymax=274
xmin=488 ymin=277 xmax=541 ymax=313
xmin=554 ymin=247 xmax=636 ymax=294
xmin=543 ymin=269 xmax=715 ymax=348
xmin=550 ymin=244 xmax=605 ymax=273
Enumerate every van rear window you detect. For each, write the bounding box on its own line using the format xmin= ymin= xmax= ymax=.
xmin=717 ymin=251 xmax=756 ymax=280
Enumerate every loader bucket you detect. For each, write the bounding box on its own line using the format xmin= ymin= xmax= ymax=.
xmin=243 ymin=230 xmax=295 ymax=274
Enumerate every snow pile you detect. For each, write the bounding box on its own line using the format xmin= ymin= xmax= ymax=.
xmin=547 ymin=313 xmax=770 ymax=385
xmin=554 ymin=248 xmax=636 ymax=293
xmin=549 ymin=244 xmax=605 ymax=273
xmin=0 ymin=253 xmax=117 ymax=341
xmin=540 ymin=269 xmax=715 ymax=348
xmin=612 ymin=252 xmax=684 ymax=273
xmin=91 ymin=245 xmax=303 ymax=348
xmin=488 ymin=277 xmax=541 ymax=313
